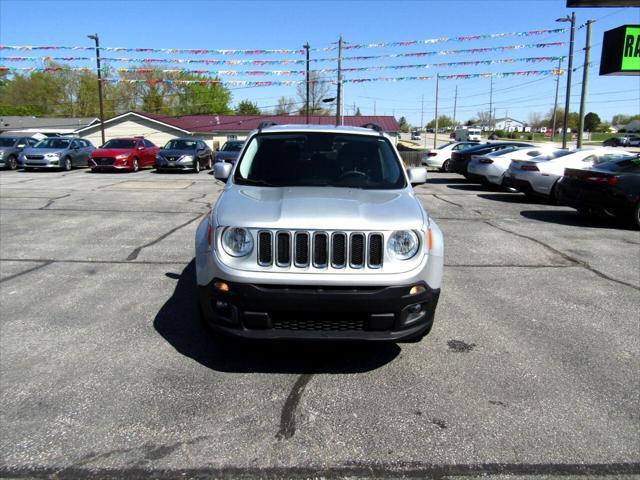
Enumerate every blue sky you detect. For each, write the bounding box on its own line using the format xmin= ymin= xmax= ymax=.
xmin=1 ymin=0 xmax=638 ymax=125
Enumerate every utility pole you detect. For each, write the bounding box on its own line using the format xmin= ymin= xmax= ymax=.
xmin=559 ymin=12 xmax=576 ymax=149
xmin=88 ymin=33 xmax=105 ymax=146
xmin=304 ymin=43 xmax=310 ymax=124
xmin=490 ymin=78 xmax=494 ymax=131
xmin=577 ymin=20 xmax=593 ymax=148
xmin=433 ymin=74 xmax=440 ymax=149
xmin=335 ymin=35 xmax=343 ymax=126
xmin=551 ymin=57 xmax=562 ymax=142
xmin=453 ymin=85 xmax=458 ymax=127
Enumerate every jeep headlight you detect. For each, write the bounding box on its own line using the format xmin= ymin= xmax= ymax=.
xmin=221 ymin=227 xmax=253 ymax=257
xmin=388 ymin=230 xmax=419 ymax=260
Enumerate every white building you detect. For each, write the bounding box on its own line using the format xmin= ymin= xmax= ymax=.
xmin=493 ymin=117 xmax=526 ymax=132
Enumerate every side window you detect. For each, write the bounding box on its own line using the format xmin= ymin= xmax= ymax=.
xmin=27 ymin=138 xmax=38 ymax=146
xmin=144 ymin=139 xmax=155 ymax=148
xmin=17 ymin=138 xmax=27 ymax=147
xmin=70 ymin=140 xmax=78 ymax=149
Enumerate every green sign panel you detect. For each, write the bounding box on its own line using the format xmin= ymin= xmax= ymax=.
xmin=600 ymin=24 xmax=640 ymax=76
xmin=621 ymin=26 xmax=640 ymax=72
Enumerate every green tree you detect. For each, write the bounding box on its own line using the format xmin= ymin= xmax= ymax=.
xmin=426 ymin=115 xmax=454 ymax=129
xmin=584 ymin=112 xmax=601 ymax=132
xmin=398 ymin=116 xmax=410 ymax=133
xmin=235 ymin=100 xmax=261 ymax=115
xmin=176 ymin=80 xmax=232 ymax=115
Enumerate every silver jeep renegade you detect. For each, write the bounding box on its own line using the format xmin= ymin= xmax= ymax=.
xmin=195 ymin=124 xmax=444 ymax=342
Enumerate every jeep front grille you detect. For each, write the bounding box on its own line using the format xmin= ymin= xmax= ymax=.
xmin=257 ymin=230 xmax=383 ymax=270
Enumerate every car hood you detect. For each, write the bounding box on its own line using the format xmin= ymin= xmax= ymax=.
xmin=215 ymin=151 xmax=241 ymax=161
xmin=0 ymin=146 xmax=16 ymax=152
xmin=158 ymin=149 xmax=196 ymax=156
xmin=215 ymin=186 xmax=426 ymax=231
xmin=92 ymin=148 xmax=134 ymax=156
xmin=21 ymin=147 xmax=65 ymax=155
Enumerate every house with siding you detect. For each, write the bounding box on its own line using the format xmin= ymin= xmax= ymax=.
xmin=75 ymin=111 xmax=400 ymax=149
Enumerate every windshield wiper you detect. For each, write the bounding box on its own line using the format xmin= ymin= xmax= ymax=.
xmin=236 ymin=178 xmax=278 ymax=187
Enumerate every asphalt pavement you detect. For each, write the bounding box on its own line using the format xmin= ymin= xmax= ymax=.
xmin=0 ymin=167 xmax=638 ymax=479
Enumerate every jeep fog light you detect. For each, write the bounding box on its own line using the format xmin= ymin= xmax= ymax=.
xmin=409 ymin=285 xmax=426 ymax=296
xmin=214 ymin=281 xmax=230 ymax=292
xmin=222 ymin=227 xmax=253 ymax=257
xmin=388 ymin=230 xmax=419 ymax=260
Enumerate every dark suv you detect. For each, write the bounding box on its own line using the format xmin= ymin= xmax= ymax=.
xmin=449 ymin=141 xmax=534 ymax=176
xmin=155 ymin=138 xmax=212 ymax=173
xmin=0 ymin=136 xmax=38 ymax=170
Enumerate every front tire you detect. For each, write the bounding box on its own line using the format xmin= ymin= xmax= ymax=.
xmin=132 ymin=158 xmax=139 ymax=172
xmin=62 ymin=157 xmax=72 ymax=171
xmin=194 ymin=160 xmax=200 ymax=174
xmin=6 ymin=155 xmax=17 ymax=170
xmin=632 ymin=203 xmax=640 ymax=230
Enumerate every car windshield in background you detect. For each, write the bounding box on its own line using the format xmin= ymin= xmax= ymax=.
xmin=597 ymin=155 xmax=640 ymax=172
xmin=34 ymin=138 xmax=70 ymax=149
xmin=595 ymin=153 xmax=639 ymax=165
xmin=221 ymin=142 xmax=243 ymax=152
xmin=235 ymin=133 xmax=406 ymax=190
xmin=103 ymin=139 xmax=136 ymax=149
xmin=164 ymin=140 xmax=197 ymax=150
xmin=0 ymin=138 xmax=18 ymax=147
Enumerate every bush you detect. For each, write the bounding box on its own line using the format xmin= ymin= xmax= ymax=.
xmin=492 ymin=129 xmax=506 ymax=138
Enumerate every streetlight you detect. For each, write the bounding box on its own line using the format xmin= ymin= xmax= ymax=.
xmin=88 ymin=34 xmax=105 ymax=146
xmin=556 ymin=13 xmax=575 ymax=149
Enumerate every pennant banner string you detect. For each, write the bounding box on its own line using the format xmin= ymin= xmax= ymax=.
xmin=0 ymin=41 xmax=566 ymax=67
xmin=0 ymin=56 xmax=566 ymax=77
xmin=311 ymin=28 xmax=568 ymax=51
xmin=0 ymin=29 xmax=567 ymax=55
xmin=94 ymin=69 xmax=564 ymax=87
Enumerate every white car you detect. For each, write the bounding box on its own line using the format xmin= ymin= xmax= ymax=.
xmin=195 ymin=123 xmax=444 ymax=342
xmin=422 ymin=141 xmax=479 ymax=171
xmin=504 ymin=148 xmax=634 ymax=200
xmin=467 ymin=147 xmax=570 ymax=187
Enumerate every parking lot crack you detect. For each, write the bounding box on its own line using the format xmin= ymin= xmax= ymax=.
xmin=40 ymin=193 xmax=71 ymax=210
xmin=433 ymin=194 xmax=465 ymax=209
xmin=486 ymin=221 xmax=640 ymax=291
xmin=0 ymin=260 xmax=53 ymax=283
xmin=276 ymin=373 xmax=313 ymax=441
xmin=126 ymin=214 xmax=204 ymax=261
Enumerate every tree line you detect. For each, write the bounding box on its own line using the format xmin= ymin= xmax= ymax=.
xmin=0 ymin=64 xmax=336 ymax=118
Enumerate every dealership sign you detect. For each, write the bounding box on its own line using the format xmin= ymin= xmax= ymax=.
xmin=600 ymin=25 xmax=640 ymax=76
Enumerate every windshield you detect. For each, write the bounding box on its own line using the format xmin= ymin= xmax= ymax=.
xmin=103 ymin=139 xmax=136 ymax=149
xmin=436 ymin=142 xmax=456 ymax=150
xmin=234 ymin=132 xmax=406 ymax=189
xmin=0 ymin=138 xmax=18 ymax=147
xmin=34 ymin=138 xmax=70 ymax=149
xmin=164 ymin=139 xmax=197 ymax=150
xmin=597 ymin=155 xmax=640 ymax=172
xmin=221 ymin=141 xmax=243 ymax=152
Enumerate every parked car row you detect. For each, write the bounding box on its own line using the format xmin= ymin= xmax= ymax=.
xmin=602 ymin=135 xmax=640 ymax=147
xmin=0 ymin=135 xmax=244 ymax=173
xmin=441 ymin=141 xmax=639 ymax=228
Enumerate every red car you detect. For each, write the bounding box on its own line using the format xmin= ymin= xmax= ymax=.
xmin=90 ymin=137 xmax=159 ymax=172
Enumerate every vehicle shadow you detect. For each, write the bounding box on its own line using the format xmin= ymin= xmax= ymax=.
xmin=153 ymin=260 xmax=401 ymax=374
xmin=446 ymin=183 xmax=492 ymax=192
xmin=520 ymin=209 xmax=634 ymax=230
xmin=427 ymin=177 xmax=469 ymax=184
xmin=477 ymin=193 xmax=546 ymax=205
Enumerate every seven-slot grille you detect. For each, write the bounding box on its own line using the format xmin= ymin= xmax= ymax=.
xmin=257 ymin=231 xmax=383 ymax=270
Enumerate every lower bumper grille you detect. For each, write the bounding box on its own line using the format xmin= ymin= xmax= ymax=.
xmin=270 ymin=312 xmax=366 ymax=331
xmin=93 ymin=157 xmax=115 ymax=166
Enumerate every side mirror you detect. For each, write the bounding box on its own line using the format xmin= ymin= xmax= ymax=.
xmin=407 ymin=167 xmax=427 ymax=186
xmin=213 ymin=162 xmax=233 ymax=181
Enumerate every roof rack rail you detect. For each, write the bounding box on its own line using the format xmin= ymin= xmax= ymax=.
xmin=258 ymin=121 xmax=277 ymax=132
xmin=360 ymin=123 xmax=383 ymax=133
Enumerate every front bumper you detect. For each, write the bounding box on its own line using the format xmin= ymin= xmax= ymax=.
xmin=198 ymin=279 xmax=440 ymax=341
xmin=20 ymin=159 xmax=61 ymax=169
xmin=156 ymin=162 xmax=196 ymax=171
